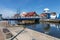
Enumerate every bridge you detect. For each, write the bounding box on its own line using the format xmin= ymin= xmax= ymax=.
xmin=2 ymin=17 xmax=40 ymax=21
xmin=0 ymin=17 xmax=40 ymax=24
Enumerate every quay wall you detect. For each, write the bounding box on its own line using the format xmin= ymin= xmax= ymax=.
xmin=40 ymin=19 xmax=60 ymax=23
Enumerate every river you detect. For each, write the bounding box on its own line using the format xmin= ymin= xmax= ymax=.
xmin=24 ymin=22 xmax=60 ymax=39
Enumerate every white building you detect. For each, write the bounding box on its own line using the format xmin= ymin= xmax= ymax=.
xmin=50 ymin=15 xmax=57 ymax=19
xmin=50 ymin=12 xmax=57 ymax=19
xmin=44 ymin=8 xmax=50 ymax=13
xmin=20 ymin=12 xmax=27 ymax=17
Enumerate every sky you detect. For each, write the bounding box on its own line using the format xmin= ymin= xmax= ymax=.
xmin=0 ymin=0 xmax=60 ymax=17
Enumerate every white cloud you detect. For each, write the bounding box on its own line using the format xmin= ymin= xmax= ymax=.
xmin=0 ymin=8 xmax=16 ymax=18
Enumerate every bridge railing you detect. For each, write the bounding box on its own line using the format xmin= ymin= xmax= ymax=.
xmin=19 ymin=16 xmax=40 ymax=18
xmin=1 ymin=16 xmax=40 ymax=20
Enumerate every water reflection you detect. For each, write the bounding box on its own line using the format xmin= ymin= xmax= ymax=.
xmin=43 ymin=24 xmax=50 ymax=34
xmin=26 ymin=22 xmax=60 ymax=38
xmin=55 ymin=24 xmax=60 ymax=31
xmin=50 ymin=23 xmax=60 ymax=31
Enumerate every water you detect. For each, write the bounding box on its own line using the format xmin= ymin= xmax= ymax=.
xmin=25 ymin=22 xmax=60 ymax=39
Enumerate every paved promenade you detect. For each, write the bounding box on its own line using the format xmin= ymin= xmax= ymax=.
xmin=0 ymin=29 xmax=4 ymax=40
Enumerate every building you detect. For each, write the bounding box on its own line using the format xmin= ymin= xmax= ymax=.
xmin=50 ymin=12 xmax=57 ymax=19
xmin=40 ymin=13 xmax=47 ymax=19
xmin=44 ymin=8 xmax=50 ymax=13
xmin=20 ymin=12 xmax=38 ymax=17
xmin=40 ymin=8 xmax=57 ymax=19
xmin=57 ymin=14 xmax=60 ymax=19
xmin=13 ymin=12 xmax=38 ymax=24
xmin=43 ymin=8 xmax=50 ymax=19
xmin=40 ymin=8 xmax=50 ymax=19
xmin=26 ymin=12 xmax=38 ymax=17
xmin=20 ymin=12 xmax=27 ymax=17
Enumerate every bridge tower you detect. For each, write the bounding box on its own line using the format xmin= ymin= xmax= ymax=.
xmin=16 ymin=8 xmax=21 ymax=24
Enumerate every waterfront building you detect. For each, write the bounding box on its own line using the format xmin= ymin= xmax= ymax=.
xmin=14 ymin=12 xmax=38 ymax=24
xmin=58 ymin=14 xmax=60 ymax=19
xmin=26 ymin=12 xmax=38 ymax=17
xmin=50 ymin=12 xmax=57 ymax=19
xmin=40 ymin=13 xmax=47 ymax=19
xmin=44 ymin=8 xmax=50 ymax=13
xmin=40 ymin=8 xmax=57 ymax=19
xmin=20 ymin=12 xmax=27 ymax=17
xmin=44 ymin=8 xmax=50 ymax=19
xmin=40 ymin=8 xmax=50 ymax=19
xmin=20 ymin=12 xmax=38 ymax=17
xmin=20 ymin=12 xmax=38 ymax=24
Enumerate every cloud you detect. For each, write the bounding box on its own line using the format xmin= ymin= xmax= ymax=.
xmin=0 ymin=8 xmax=16 ymax=18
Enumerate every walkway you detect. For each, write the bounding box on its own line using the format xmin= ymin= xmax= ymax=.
xmin=0 ymin=29 xmax=4 ymax=40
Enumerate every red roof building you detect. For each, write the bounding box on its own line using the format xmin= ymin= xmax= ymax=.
xmin=40 ymin=13 xmax=47 ymax=19
xmin=25 ymin=12 xmax=37 ymax=17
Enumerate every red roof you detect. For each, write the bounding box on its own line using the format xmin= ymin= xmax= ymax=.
xmin=20 ymin=12 xmax=37 ymax=17
xmin=27 ymin=12 xmax=36 ymax=16
xmin=40 ymin=13 xmax=47 ymax=17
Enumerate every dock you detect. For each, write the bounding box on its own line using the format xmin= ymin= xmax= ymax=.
xmin=40 ymin=19 xmax=60 ymax=23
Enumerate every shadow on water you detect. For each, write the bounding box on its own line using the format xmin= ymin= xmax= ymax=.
xmin=43 ymin=24 xmax=50 ymax=34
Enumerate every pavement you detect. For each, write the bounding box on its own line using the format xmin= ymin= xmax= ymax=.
xmin=0 ymin=29 xmax=4 ymax=40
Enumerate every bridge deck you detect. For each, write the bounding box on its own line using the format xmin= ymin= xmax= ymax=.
xmin=2 ymin=17 xmax=40 ymax=20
